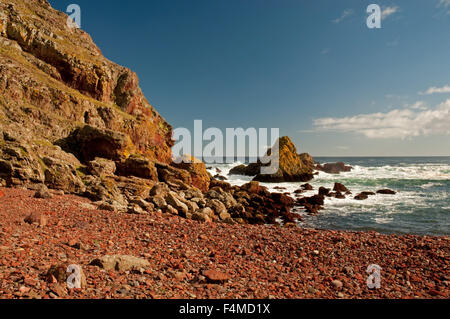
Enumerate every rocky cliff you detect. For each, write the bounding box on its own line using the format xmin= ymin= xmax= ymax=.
xmin=0 ymin=0 xmax=173 ymax=169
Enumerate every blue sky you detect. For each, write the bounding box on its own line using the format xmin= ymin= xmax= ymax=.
xmin=50 ymin=0 xmax=450 ymax=156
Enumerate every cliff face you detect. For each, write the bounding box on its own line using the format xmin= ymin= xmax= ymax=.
xmin=0 ymin=0 xmax=173 ymax=164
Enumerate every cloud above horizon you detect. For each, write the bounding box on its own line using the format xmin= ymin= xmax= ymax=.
xmin=437 ymin=0 xmax=450 ymax=14
xmin=420 ymin=85 xmax=450 ymax=95
xmin=381 ymin=6 xmax=400 ymax=20
xmin=313 ymin=99 xmax=450 ymax=139
xmin=438 ymin=0 xmax=450 ymax=8
xmin=333 ymin=9 xmax=354 ymax=23
xmin=333 ymin=6 xmax=399 ymax=24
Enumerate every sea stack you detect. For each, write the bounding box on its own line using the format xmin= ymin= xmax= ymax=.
xmin=229 ymin=136 xmax=315 ymax=183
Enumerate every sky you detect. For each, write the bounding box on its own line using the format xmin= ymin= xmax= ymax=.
xmin=49 ymin=0 xmax=450 ymax=156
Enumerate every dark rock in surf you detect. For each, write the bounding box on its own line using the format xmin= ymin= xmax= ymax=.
xmin=360 ymin=191 xmax=376 ymax=196
xmin=354 ymin=192 xmax=376 ymax=200
xmin=333 ymin=183 xmax=349 ymax=193
xmin=377 ymin=189 xmax=397 ymax=195
xmin=213 ymin=174 xmax=227 ymax=181
xmin=318 ymin=187 xmax=331 ymax=196
xmin=297 ymin=195 xmax=325 ymax=207
xmin=229 ymin=164 xmax=260 ymax=176
xmin=316 ymin=162 xmax=353 ymax=174
xmin=301 ymin=183 xmax=314 ymax=191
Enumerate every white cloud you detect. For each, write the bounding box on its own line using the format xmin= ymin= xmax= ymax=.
xmin=381 ymin=6 xmax=400 ymax=20
xmin=333 ymin=9 xmax=354 ymax=23
xmin=313 ymin=99 xmax=450 ymax=139
xmin=420 ymin=85 xmax=450 ymax=95
xmin=385 ymin=94 xmax=408 ymax=99
xmin=438 ymin=0 xmax=450 ymax=8
xmin=407 ymin=101 xmax=428 ymax=110
xmin=321 ymin=48 xmax=330 ymax=55
xmin=436 ymin=0 xmax=450 ymax=15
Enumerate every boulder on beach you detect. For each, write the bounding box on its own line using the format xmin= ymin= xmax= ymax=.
xmin=63 ymin=125 xmax=135 ymax=162
xmin=116 ymin=155 xmax=158 ymax=181
xmin=172 ymin=155 xmax=211 ymax=192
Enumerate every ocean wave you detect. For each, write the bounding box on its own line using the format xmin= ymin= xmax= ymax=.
xmin=315 ymin=164 xmax=450 ymax=181
xmin=421 ymin=182 xmax=445 ymax=189
xmin=374 ymin=217 xmax=394 ymax=224
xmin=207 ymin=161 xmax=450 ymax=235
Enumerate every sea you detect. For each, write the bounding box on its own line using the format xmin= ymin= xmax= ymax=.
xmin=206 ymin=157 xmax=450 ymax=236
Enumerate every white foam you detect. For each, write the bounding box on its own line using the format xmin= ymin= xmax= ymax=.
xmin=208 ymin=162 xmax=449 ymax=215
xmin=421 ymin=182 xmax=444 ymax=189
xmin=374 ymin=217 xmax=394 ymax=224
xmin=314 ymin=164 xmax=450 ymax=181
xmin=208 ymin=160 xmax=449 ymax=235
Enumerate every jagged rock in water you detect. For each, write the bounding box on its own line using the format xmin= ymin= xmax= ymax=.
xmin=253 ymin=136 xmax=315 ymax=183
xmin=377 ymin=189 xmax=397 ymax=195
xmin=228 ymin=137 xmax=314 ymax=182
xmin=316 ymin=162 xmax=353 ymax=174
xmin=229 ymin=163 xmax=261 ymax=176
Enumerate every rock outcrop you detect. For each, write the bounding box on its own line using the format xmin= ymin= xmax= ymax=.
xmin=172 ymin=155 xmax=211 ymax=192
xmin=377 ymin=189 xmax=397 ymax=195
xmin=229 ymin=136 xmax=315 ymax=183
xmin=316 ymin=162 xmax=353 ymax=174
xmin=229 ymin=163 xmax=261 ymax=176
xmin=0 ymin=0 xmax=173 ymax=166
